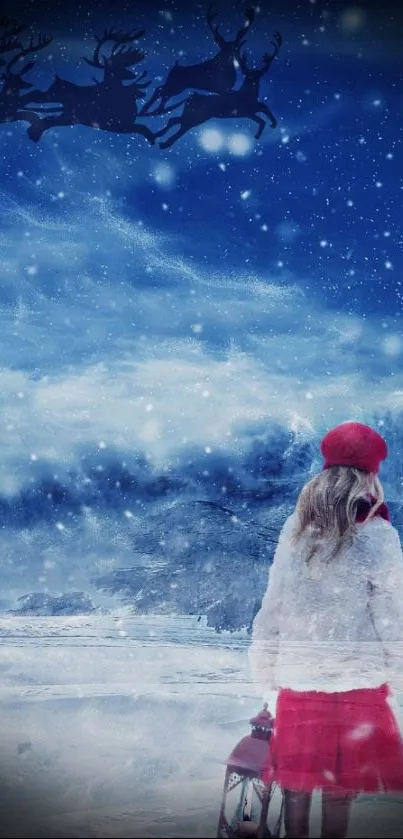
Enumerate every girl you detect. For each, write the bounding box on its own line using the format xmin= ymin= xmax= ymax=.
xmin=249 ymin=421 xmax=403 ymax=838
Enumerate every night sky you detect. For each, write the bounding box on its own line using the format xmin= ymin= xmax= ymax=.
xmin=0 ymin=0 xmax=402 ymax=598
xmin=3 ymin=0 xmax=402 ymax=315
xmin=4 ymin=0 xmax=401 ymax=314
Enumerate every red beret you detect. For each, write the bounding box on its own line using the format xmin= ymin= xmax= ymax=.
xmin=321 ymin=422 xmax=388 ymax=474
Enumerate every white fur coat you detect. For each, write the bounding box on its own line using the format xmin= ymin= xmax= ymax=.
xmin=249 ymin=513 xmax=403 ymax=694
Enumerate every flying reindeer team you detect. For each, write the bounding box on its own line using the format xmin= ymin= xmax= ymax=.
xmin=0 ymin=9 xmax=282 ymax=146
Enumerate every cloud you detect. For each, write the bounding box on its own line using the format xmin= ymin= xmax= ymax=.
xmin=0 ymin=183 xmax=400 ymax=499
xmin=0 ymin=326 xmax=400 ymax=497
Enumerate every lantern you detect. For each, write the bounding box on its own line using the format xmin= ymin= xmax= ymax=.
xmin=216 ymin=703 xmax=283 ymax=839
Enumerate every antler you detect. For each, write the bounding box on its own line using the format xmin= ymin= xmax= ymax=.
xmin=254 ymin=33 xmax=283 ymax=77
xmin=84 ymin=30 xmax=117 ymax=70
xmin=235 ymin=6 xmax=256 ymax=44
xmin=237 ymin=32 xmax=282 ymax=81
xmin=108 ymin=42 xmax=147 ymax=68
xmin=0 ymin=16 xmax=26 ymax=62
xmin=84 ymin=28 xmax=145 ymax=70
xmin=5 ymin=33 xmax=52 ymax=74
xmin=206 ymin=5 xmax=219 ymax=36
xmin=0 ymin=37 xmax=21 ymax=65
xmin=131 ymin=67 xmax=151 ymax=95
xmin=236 ymin=48 xmax=250 ymax=75
xmin=268 ymin=31 xmax=282 ymax=60
xmin=132 ymin=68 xmax=148 ymax=85
xmin=206 ymin=4 xmax=228 ymax=47
xmin=0 ymin=16 xmax=26 ymax=40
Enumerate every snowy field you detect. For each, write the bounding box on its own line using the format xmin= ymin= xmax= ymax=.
xmin=0 ymin=614 xmax=402 ymax=838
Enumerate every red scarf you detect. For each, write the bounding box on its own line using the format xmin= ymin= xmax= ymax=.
xmin=355 ymin=498 xmax=390 ymax=523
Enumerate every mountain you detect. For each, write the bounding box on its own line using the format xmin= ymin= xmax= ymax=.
xmin=94 ymin=498 xmax=291 ymax=631
xmin=9 ymin=591 xmax=105 ymax=617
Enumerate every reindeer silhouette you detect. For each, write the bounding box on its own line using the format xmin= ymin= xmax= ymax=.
xmin=0 ymin=33 xmax=53 ymax=124
xmin=0 ymin=18 xmax=52 ymax=125
xmin=0 ymin=15 xmax=25 ymax=56
xmin=140 ymin=5 xmax=255 ymax=117
xmin=25 ymin=28 xmax=155 ymax=143
xmin=153 ymin=33 xmax=282 ymax=149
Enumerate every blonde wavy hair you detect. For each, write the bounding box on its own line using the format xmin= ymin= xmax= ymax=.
xmin=292 ymin=466 xmax=384 ymax=564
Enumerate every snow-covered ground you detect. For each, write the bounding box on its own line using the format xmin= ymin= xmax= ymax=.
xmin=0 ymin=614 xmax=402 ymax=838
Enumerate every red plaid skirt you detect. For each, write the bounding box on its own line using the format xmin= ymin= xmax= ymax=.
xmin=264 ymin=684 xmax=403 ymax=794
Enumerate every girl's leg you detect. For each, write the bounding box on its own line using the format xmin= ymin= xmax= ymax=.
xmin=321 ymin=791 xmax=354 ymax=839
xmin=283 ymin=789 xmax=312 ymax=838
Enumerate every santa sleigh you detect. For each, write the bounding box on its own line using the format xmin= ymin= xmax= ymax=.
xmin=217 ymin=705 xmax=284 ymax=838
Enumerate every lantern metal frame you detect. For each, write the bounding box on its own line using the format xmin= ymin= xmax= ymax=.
xmin=216 ymin=705 xmax=284 ymax=839
xmin=217 ymin=767 xmax=283 ymax=838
